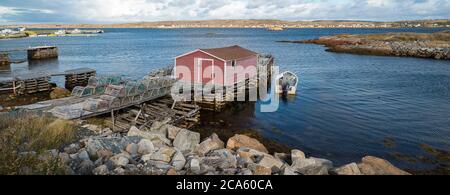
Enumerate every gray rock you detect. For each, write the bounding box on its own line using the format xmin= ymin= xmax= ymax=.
xmin=85 ymin=136 xmax=137 ymax=159
xmin=137 ymin=139 xmax=155 ymax=155
xmin=201 ymin=149 xmax=237 ymax=169
xmin=291 ymin=149 xmax=305 ymax=163
xmin=226 ymin=134 xmax=268 ymax=153
xmin=257 ymin=155 xmax=284 ymax=170
xmin=281 ymin=164 xmax=297 ymax=175
xmin=110 ymin=154 xmax=129 ymax=167
xmin=128 ymin=126 xmax=171 ymax=147
xmin=292 ymin=157 xmax=333 ymax=175
xmin=94 ymin=157 xmax=104 ymax=167
xmin=173 ymin=129 xmax=200 ymax=153
xmin=237 ymin=147 xmax=271 ymax=159
xmin=113 ymin=167 xmax=126 ymax=175
xmin=357 ymin=156 xmax=410 ymax=175
xmin=189 ymin=158 xmax=201 ymax=174
xmin=333 ymin=163 xmax=362 ymax=175
xmin=239 ymin=168 xmax=253 ymax=175
xmin=167 ymin=125 xmax=182 ymax=140
xmin=64 ymin=143 xmax=81 ymax=154
xmin=237 ymin=156 xmax=254 ymax=168
xmin=124 ymin=164 xmax=140 ymax=175
xmin=171 ymin=150 xmax=186 ymax=171
xmin=78 ymin=159 xmax=95 ymax=175
xmin=93 ymin=165 xmax=109 ymax=175
xmin=125 ymin=143 xmax=138 ymax=156
xmin=146 ymin=160 xmax=172 ymax=170
xmin=58 ymin=152 xmax=71 ymax=165
xmin=274 ymin=152 xmax=290 ymax=164
xmin=196 ymin=133 xmax=224 ymax=156
xmin=221 ymin=168 xmax=238 ymax=175
xmin=142 ymin=147 xmax=176 ymax=163
xmin=77 ymin=149 xmax=90 ymax=161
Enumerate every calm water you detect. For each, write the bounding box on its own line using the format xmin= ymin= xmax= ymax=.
xmin=1 ymin=28 xmax=449 ymax=172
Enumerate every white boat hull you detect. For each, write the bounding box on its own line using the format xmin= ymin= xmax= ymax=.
xmin=275 ymin=71 xmax=298 ymax=95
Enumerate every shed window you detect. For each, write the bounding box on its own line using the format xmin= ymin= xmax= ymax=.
xmin=231 ymin=60 xmax=236 ymax=67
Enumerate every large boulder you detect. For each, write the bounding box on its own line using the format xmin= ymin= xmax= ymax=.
xmin=171 ymin=150 xmax=186 ymax=171
xmin=357 ymin=156 xmax=410 ymax=175
xmin=291 ymin=149 xmax=305 ymax=162
xmin=189 ymin=158 xmax=201 ymax=174
xmin=77 ymin=159 xmax=95 ymax=175
xmin=173 ymin=129 xmax=200 ymax=153
xmin=196 ymin=133 xmax=224 ymax=156
xmin=93 ymin=165 xmax=110 ymax=175
xmin=137 ymin=139 xmax=155 ymax=155
xmin=292 ymin=157 xmax=333 ymax=175
xmin=125 ymin=143 xmax=138 ymax=157
xmin=281 ymin=164 xmax=298 ymax=175
xmin=110 ymin=154 xmax=130 ymax=167
xmin=226 ymin=134 xmax=268 ymax=153
xmin=142 ymin=147 xmax=176 ymax=163
xmin=237 ymin=147 xmax=272 ymax=160
xmin=128 ymin=126 xmax=171 ymax=147
xmin=64 ymin=143 xmax=81 ymax=154
xmin=84 ymin=136 xmax=139 ymax=159
xmin=167 ymin=125 xmax=182 ymax=140
xmin=257 ymin=155 xmax=284 ymax=170
xmin=333 ymin=163 xmax=362 ymax=175
xmin=200 ymin=149 xmax=237 ymax=169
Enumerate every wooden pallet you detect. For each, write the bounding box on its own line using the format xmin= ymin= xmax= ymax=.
xmin=107 ymin=96 xmax=200 ymax=132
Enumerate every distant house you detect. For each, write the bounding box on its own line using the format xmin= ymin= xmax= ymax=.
xmin=174 ymin=45 xmax=258 ymax=86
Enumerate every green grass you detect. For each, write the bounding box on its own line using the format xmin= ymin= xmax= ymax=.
xmin=0 ymin=111 xmax=77 ymax=175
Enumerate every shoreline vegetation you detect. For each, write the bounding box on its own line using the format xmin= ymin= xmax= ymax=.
xmin=0 ymin=111 xmax=412 ymax=175
xmin=278 ymin=30 xmax=450 ymax=60
xmin=2 ymin=19 xmax=450 ymax=29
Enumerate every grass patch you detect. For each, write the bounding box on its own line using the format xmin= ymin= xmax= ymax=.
xmin=0 ymin=111 xmax=77 ymax=175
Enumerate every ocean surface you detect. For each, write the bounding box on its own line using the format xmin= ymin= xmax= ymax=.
xmin=1 ymin=28 xmax=449 ymax=172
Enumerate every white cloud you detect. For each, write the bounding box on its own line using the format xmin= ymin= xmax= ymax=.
xmin=1 ymin=0 xmax=449 ymax=23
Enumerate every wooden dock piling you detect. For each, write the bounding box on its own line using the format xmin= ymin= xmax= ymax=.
xmin=191 ymin=54 xmax=274 ymax=112
xmin=27 ymin=46 xmax=58 ymax=60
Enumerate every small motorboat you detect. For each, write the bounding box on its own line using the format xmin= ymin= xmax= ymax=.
xmin=275 ymin=71 xmax=298 ymax=95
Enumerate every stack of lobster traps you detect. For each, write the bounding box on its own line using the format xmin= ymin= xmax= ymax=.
xmin=79 ymin=74 xmax=177 ymax=113
xmin=64 ymin=68 xmax=96 ymax=91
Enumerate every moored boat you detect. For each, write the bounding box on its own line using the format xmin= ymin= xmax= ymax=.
xmin=267 ymin=26 xmax=284 ymax=31
xmin=275 ymin=71 xmax=298 ymax=95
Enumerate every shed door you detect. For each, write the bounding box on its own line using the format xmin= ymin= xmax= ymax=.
xmin=200 ymin=59 xmax=214 ymax=84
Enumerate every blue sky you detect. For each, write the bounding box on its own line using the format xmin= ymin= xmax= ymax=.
xmin=0 ymin=0 xmax=449 ymax=24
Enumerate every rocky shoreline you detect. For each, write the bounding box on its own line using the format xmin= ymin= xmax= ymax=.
xmin=29 ymin=120 xmax=411 ymax=175
xmin=278 ymin=30 xmax=450 ymax=60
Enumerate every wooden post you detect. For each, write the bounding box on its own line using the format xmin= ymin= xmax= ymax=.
xmin=12 ymin=80 xmax=16 ymax=95
xmin=134 ymin=106 xmax=143 ymax=122
xmin=111 ymin=110 xmax=115 ymax=129
xmin=171 ymin=100 xmax=176 ymax=109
